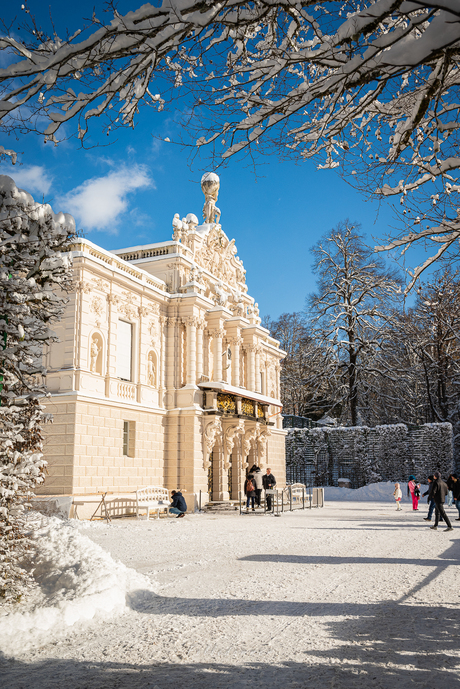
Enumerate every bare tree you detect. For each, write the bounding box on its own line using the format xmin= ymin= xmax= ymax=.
xmin=307 ymin=220 xmax=402 ymax=426
xmin=1 ymin=2 xmax=460 ymax=281
xmin=409 ymin=270 xmax=460 ymax=449
xmin=263 ymin=312 xmax=334 ymax=418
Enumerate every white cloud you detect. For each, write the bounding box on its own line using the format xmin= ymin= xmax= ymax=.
xmin=0 ymin=164 xmax=53 ymax=197
xmin=60 ymin=165 xmax=153 ymax=233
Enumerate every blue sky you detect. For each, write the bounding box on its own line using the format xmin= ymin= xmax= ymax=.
xmin=1 ymin=1 xmax=431 ymax=319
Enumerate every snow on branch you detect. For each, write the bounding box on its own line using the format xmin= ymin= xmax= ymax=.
xmin=1 ymin=2 xmax=460 ymax=280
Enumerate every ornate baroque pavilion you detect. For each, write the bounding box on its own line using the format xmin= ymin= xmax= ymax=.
xmin=39 ymin=173 xmax=287 ymax=507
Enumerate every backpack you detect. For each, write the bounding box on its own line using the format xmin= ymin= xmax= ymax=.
xmin=414 ymin=485 xmax=420 ymax=498
xmin=246 ymin=479 xmax=254 ymax=493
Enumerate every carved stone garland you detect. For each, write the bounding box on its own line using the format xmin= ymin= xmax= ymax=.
xmin=203 ymin=416 xmax=222 ymax=470
xmin=223 ymin=420 xmax=245 ymax=470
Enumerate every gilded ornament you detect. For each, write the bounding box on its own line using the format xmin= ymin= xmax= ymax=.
xmin=242 ymin=398 xmax=255 ymax=416
xmin=217 ymin=394 xmax=236 ymax=413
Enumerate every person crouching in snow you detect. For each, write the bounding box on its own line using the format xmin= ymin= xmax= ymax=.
xmin=169 ymin=490 xmax=187 ymax=518
xmin=393 ymin=483 xmax=402 ymax=510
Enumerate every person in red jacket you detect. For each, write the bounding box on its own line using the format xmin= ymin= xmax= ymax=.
xmin=407 ymin=476 xmax=419 ymax=510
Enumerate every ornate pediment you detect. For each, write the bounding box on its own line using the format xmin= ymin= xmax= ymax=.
xmin=193 ymin=225 xmax=246 ymax=289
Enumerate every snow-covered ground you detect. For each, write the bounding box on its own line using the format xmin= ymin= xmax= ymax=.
xmin=1 ymin=486 xmax=459 ymax=688
xmin=324 ymin=480 xmax=429 ymax=502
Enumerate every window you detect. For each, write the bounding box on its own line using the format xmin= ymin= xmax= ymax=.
xmin=123 ymin=420 xmax=136 ymax=457
xmin=123 ymin=421 xmax=129 ymax=456
xmin=117 ymin=320 xmax=133 ymax=380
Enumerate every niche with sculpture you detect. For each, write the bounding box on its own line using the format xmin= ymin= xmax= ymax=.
xmin=147 ymin=351 xmax=158 ymax=387
xmin=89 ymin=333 xmax=103 ymax=375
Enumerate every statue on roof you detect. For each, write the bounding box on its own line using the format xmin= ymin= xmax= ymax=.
xmin=201 ymin=172 xmax=221 ymax=224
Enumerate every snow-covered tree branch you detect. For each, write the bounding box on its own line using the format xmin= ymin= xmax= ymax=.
xmin=2 ymin=2 xmax=460 ymax=281
xmin=0 ymin=176 xmax=75 ymax=602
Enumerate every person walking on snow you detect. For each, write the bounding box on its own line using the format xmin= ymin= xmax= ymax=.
xmin=393 ymin=483 xmax=402 ymax=510
xmin=407 ymin=475 xmax=419 ymax=511
xmin=422 ymin=475 xmax=438 ymax=522
xmin=450 ymin=474 xmax=460 ymax=521
xmin=430 ymin=472 xmax=453 ymax=532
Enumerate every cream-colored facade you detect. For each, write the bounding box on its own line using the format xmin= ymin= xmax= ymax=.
xmin=40 ymin=175 xmax=286 ymax=507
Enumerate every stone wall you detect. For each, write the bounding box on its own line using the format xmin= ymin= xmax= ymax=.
xmin=39 ymin=396 xmax=166 ymax=495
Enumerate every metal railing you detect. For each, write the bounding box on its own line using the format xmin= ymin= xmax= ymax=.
xmin=238 ymin=485 xmax=324 ymax=515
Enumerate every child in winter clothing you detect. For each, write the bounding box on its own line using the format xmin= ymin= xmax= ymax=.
xmin=393 ymin=483 xmax=402 ymax=510
xmin=408 ymin=476 xmax=419 ymax=510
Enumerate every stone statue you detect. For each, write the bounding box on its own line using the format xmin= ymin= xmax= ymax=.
xmin=148 ymin=355 xmax=156 ymax=386
xmin=201 ymin=172 xmax=221 ymax=224
xmin=90 ymin=338 xmax=100 ymax=372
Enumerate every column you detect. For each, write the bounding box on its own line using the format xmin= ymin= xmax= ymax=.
xmin=231 ymin=336 xmax=241 ymax=387
xmin=196 ymin=319 xmax=204 ymax=383
xmin=255 ymin=346 xmax=261 ymax=393
xmin=159 ymin=315 xmax=166 ymax=394
xmin=184 ymin=317 xmax=197 ymax=385
xmin=248 ymin=345 xmax=256 ymax=392
xmin=213 ymin=328 xmax=224 ymax=381
xmin=165 ymin=317 xmax=177 ymax=391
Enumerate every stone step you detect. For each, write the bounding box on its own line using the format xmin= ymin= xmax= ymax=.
xmin=203 ymin=501 xmax=239 ymax=512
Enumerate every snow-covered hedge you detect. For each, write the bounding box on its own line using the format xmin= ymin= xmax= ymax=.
xmin=0 ymin=176 xmax=75 ymax=602
xmin=286 ymin=422 xmax=453 ymax=488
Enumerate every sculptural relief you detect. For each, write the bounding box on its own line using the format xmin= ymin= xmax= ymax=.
xmin=89 ymin=333 xmax=103 ymax=374
xmin=147 ymin=352 xmax=157 ymax=387
xmin=193 ymin=225 xmax=246 ymax=289
xmin=203 ymin=416 xmax=222 ymax=469
xmin=201 ymin=172 xmax=221 ymax=225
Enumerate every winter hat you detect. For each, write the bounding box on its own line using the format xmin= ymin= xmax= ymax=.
xmin=408 ymin=475 xmax=415 ymax=481
xmin=433 ymin=471 xmax=441 ymax=479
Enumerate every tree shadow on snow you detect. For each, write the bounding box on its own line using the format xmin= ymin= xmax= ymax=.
xmin=1 ymin=608 xmax=458 ymax=689
xmin=1 ymin=543 xmax=459 ymax=688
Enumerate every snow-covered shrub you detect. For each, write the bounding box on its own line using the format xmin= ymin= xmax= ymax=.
xmin=0 ymin=176 xmax=75 ymax=602
xmin=420 ymin=423 xmax=453 ymax=478
xmin=286 ymin=421 xmax=453 ymax=488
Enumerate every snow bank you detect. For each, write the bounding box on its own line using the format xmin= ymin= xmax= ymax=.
xmin=0 ymin=515 xmax=155 ymax=657
xmin=324 ymin=481 xmax=428 ymax=502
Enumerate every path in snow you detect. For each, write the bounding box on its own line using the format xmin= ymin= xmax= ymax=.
xmin=1 ymin=501 xmax=459 ymax=688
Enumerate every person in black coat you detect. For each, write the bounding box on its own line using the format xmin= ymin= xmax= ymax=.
xmin=169 ymin=490 xmax=187 ymax=518
xmin=450 ymin=473 xmax=460 ymax=521
xmin=262 ymin=468 xmax=276 ymax=511
xmin=422 ymin=476 xmax=437 ymax=522
xmin=430 ymin=472 xmax=453 ymax=531
xmin=244 ymin=473 xmax=256 ymax=511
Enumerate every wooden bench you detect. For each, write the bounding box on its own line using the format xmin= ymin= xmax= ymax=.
xmin=136 ymin=486 xmax=172 ymax=520
xmin=286 ymin=483 xmax=307 ymax=503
